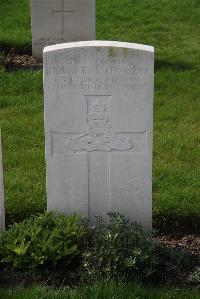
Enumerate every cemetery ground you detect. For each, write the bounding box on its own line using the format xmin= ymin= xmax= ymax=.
xmin=0 ymin=281 xmax=200 ymax=299
xmin=0 ymin=0 xmax=199 ymax=297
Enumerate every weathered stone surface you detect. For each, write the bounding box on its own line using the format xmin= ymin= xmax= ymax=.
xmin=31 ymin=0 xmax=96 ymax=60
xmin=0 ymin=130 xmax=5 ymax=230
xmin=43 ymin=41 xmax=154 ymax=230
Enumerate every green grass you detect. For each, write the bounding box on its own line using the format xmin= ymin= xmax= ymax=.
xmin=0 ymin=281 xmax=199 ymax=299
xmin=153 ymin=68 xmax=200 ymax=231
xmin=0 ymin=67 xmax=199 ymax=230
xmin=0 ymin=0 xmax=199 ymax=231
xmin=1 ymin=0 xmax=200 ymax=65
xmin=0 ymin=0 xmax=31 ymax=54
xmin=0 ymin=71 xmax=45 ymax=223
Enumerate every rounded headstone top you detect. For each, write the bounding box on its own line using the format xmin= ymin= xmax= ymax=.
xmin=43 ymin=40 xmax=154 ymax=54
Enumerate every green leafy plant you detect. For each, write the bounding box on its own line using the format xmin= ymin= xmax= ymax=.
xmin=0 ymin=212 xmax=195 ymax=284
xmin=82 ymin=213 xmax=159 ymax=280
xmin=0 ymin=211 xmax=85 ymax=273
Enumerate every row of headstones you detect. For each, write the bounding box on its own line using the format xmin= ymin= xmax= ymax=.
xmin=0 ymin=2 xmax=154 ymax=231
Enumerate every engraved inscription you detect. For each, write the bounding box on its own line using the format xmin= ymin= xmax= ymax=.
xmin=45 ymin=56 xmax=151 ymax=91
xmin=65 ymin=96 xmax=133 ymax=152
xmin=35 ymin=37 xmax=65 ymax=47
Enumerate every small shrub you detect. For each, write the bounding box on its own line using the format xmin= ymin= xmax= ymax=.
xmin=0 ymin=211 xmax=85 ymax=274
xmin=188 ymin=267 xmax=200 ymax=285
xmin=0 ymin=212 xmax=195 ymax=285
xmin=82 ymin=213 xmax=159 ymax=280
xmin=82 ymin=213 xmax=194 ymax=281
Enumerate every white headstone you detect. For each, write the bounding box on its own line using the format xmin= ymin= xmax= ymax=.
xmin=43 ymin=41 xmax=154 ymax=230
xmin=0 ymin=130 xmax=5 ymax=230
xmin=31 ymin=0 xmax=96 ymax=60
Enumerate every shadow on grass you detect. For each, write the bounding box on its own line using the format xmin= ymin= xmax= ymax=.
xmin=0 ymin=41 xmax=32 ymax=56
xmin=155 ymin=58 xmax=197 ymax=71
xmin=0 ymin=41 xmax=198 ymax=72
xmin=5 ymin=209 xmax=45 ymax=227
xmin=153 ymin=212 xmax=200 ymax=234
xmin=5 ymin=210 xmax=200 ymax=233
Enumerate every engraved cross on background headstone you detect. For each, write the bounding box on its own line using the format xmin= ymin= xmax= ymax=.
xmin=51 ymin=95 xmax=147 ymax=219
xmin=52 ymin=0 xmax=75 ymax=34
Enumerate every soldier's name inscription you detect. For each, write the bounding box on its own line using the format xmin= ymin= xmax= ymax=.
xmin=45 ymin=56 xmax=151 ymax=90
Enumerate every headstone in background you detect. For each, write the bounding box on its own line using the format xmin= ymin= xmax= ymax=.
xmin=43 ymin=41 xmax=154 ymax=230
xmin=0 ymin=130 xmax=5 ymax=230
xmin=31 ymin=0 xmax=96 ymax=60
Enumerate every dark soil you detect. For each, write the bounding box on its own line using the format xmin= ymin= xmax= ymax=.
xmin=4 ymin=52 xmax=42 ymax=71
xmin=0 ymin=265 xmax=81 ymax=288
xmin=155 ymin=233 xmax=200 ymax=255
xmin=0 ymin=258 xmax=82 ymax=288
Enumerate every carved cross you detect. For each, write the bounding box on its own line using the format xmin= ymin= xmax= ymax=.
xmin=51 ymin=95 xmax=146 ymax=219
xmin=52 ymin=0 xmax=75 ymax=34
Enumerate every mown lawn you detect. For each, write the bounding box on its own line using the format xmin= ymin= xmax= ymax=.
xmin=0 ymin=281 xmax=200 ymax=299
xmin=0 ymin=0 xmax=200 ymax=65
xmin=0 ymin=0 xmax=199 ymax=231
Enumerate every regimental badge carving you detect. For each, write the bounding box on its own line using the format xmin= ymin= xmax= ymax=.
xmin=65 ymin=96 xmax=133 ymax=152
